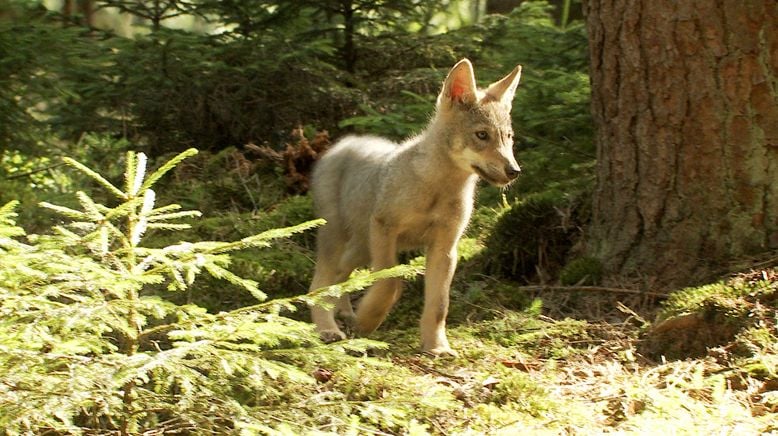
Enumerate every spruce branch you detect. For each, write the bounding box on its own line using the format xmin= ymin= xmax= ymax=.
xmin=39 ymin=202 xmax=91 ymax=220
xmin=0 ymin=200 xmax=20 ymax=220
xmin=0 ymin=201 xmax=24 ymax=239
xmin=1 ymin=146 xmax=427 ymax=433
xmin=146 ymin=210 xmax=202 ymax=222
xmin=210 ymin=218 xmax=326 ymax=254
xmin=123 ymin=150 xmax=137 ymax=194
xmin=146 ymin=223 xmax=193 ymax=230
xmin=75 ymin=191 xmax=105 ymax=221
xmin=202 ymin=263 xmax=265 ymax=301
xmin=62 ymin=157 xmax=127 ymax=200
xmin=147 ymin=203 xmax=182 ymax=215
xmin=139 ymin=148 xmax=198 ymax=192
xmin=130 ymin=152 xmax=147 ymax=196
xmin=138 ymin=263 xmax=423 ymax=341
xmin=104 ymin=197 xmax=144 ymax=222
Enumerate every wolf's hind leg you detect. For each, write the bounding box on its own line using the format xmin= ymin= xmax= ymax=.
xmin=309 ymin=262 xmax=351 ymax=343
xmin=355 ymin=220 xmax=400 ymax=334
xmin=336 ymin=294 xmax=357 ymax=324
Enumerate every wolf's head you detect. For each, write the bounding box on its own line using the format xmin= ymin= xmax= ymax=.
xmin=435 ymin=59 xmax=522 ymax=187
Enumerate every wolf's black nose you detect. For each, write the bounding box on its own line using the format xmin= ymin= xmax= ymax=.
xmin=505 ymin=165 xmax=521 ymax=180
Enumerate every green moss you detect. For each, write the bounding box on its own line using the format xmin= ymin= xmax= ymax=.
xmin=485 ymin=367 xmax=552 ymax=412
xmin=642 ymin=275 xmax=777 ymax=360
xmin=466 ymin=301 xmax=591 ymax=359
xmin=660 ymin=279 xmax=775 ymax=320
xmin=560 ymin=256 xmax=603 ymax=285
xmin=480 ymin=193 xmax=578 ymax=281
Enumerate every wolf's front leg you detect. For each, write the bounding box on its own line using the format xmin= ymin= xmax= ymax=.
xmin=355 ymin=219 xmax=400 ymax=334
xmin=421 ymin=237 xmax=458 ymax=356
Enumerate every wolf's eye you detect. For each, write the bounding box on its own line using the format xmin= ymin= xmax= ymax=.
xmin=475 ymin=131 xmax=489 ymax=140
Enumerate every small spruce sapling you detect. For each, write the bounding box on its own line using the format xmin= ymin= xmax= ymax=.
xmin=0 ymin=149 xmax=420 ymax=434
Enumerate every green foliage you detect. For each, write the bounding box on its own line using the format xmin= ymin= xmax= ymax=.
xmin=0 ymin=149 xmax=424 ymax=433
xmin=153 ymin=147 xmax=288 ymax=215
xmin=339 ymin=90 xmax=435 ymax=139
xmin=0 ymin=8 xmax=67 ymax=151
xmin=96 ymin=0 xmax=200 ymax=30
xmin=735 ymin=327 xmax=778 ymax=380
xmin=490 ymin=2 xmax=592 ymax=147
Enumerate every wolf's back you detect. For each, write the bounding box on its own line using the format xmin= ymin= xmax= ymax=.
xmin=311 ymin=135 xmax=398 ymax=234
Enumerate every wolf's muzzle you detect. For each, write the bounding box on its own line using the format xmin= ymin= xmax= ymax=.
xmin=505 ymin=165 xmax=521 ymax=180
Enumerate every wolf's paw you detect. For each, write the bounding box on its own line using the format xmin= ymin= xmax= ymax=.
xmin=319 ymin=329 xmax=347 ymax=343
xmin=423 ymin=346 xmax=459 ymax=358
xmin=354 ymin=317 xmax=382 ymax=336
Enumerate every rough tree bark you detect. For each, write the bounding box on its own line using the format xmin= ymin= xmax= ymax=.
xmin=584 ymin=0 xmax=778 ymax=287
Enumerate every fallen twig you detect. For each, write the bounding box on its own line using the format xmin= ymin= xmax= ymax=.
xmin=514 ymin=285 xmax=666 ymax=299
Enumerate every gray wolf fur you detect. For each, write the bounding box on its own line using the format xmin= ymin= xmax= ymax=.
xmin=308 ymin=59 xmax=522 ymax=355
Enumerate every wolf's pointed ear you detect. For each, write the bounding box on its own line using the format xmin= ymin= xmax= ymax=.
xmin=484 ymin=65 xmax=522 ymax=105
xmin=438 ymin=59 xmax=478 ymax=108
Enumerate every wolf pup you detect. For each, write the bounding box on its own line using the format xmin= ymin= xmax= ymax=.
xmin=308 ymin=59 xmax=522 ymax=355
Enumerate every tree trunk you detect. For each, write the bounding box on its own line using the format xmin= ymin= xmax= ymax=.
xmin=486 ymin=0 xmax=523 ymax=14
xmin=63 ymin=0 xmax=93 ymax=27
xmin=584 ymin=0 xmax=778 ymax=287
xmin=341 ymin=0 xmax=357 ymax=75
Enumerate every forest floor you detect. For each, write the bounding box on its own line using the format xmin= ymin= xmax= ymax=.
xmin=298 ymin=266 xmax=778 ymax=434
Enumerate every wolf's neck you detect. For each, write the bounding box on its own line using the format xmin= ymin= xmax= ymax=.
xmin=403 ymin=122 xmax=478 ymax=199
